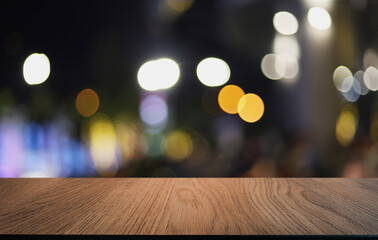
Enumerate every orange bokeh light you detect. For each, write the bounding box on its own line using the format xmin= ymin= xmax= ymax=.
xmin=75 ymin=88 xmax=100 ymax=117
xmin=218 ymin=85 xmax=245 ymax=114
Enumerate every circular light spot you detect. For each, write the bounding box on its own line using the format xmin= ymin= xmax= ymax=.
xmin=304 ymin=0 xmax=334 ymax=10
xmin=363 ymin=66 xmax=378 ymax=91
xmin=166 ymin=0 xmax=194 ymax=13
xmin=196 ymin=57 xmax=231 ymax=87
xmin=333 ymin=66 xmax=353 ymax=92
xmin=280 ymin=53 xmax=299 ymax=79
xmin=342 ymin=77 xmax=360 ymax=102
xmin=336 ymin=104 xmax=358 ymax=147
xmin=273 ymin=35 xmax=300 ymax=59
xmin=237 ymin=93 xmax=265 ymax=123
xmin=307 ymin=7 xmax=331 ymax=30
xmin=273 ymin=11 xmax=298 ymax=35
xmin=261 ymin=54 xmax=286 ymax=80
xmin=165 ymin=130 xmax=193 ymax=161
xmin=139 ymin=94 xmax=168 ymax=129
xmin=137 ymin=58 xmax=180 ymax=91
xmin=89 ymin=113 xmax=118 ymax=176
xmin=354 ymin=71 xmax=369 ymax=95
xmin=75 ymin=89 xmax=100 ymax=117
xmin=23 ymin=53 xmax=50 ymax=85
xmin=363 ymin=49 xmax=378 ymax=69
xmin=218 ymin=85 xmax=245 ymax=114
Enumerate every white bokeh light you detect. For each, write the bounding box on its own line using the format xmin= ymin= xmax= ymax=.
xmin=307 ymin=7 xmax=331 ymax=30
xmin=23 ymin=53 xmax=50 ymax=85
xmin=333 ymin=66 xmax=353 ymax=92
xmin=363 ymin=49 xmax=378 ymax=69
xmin=354 ymin=71 xmax=369 ymax=95
xmin=137 ymin=58 xmax=180 ymax=91
xmin=280 ymin=53 xmax=299 ymax=79
xmin=304 ymin=0 xmax=334 ymax=10
xmin=261 ymin=53 xmax=286 ymax=80
xmin=273 ymin=35 xmax=300 ymax=59
xmin=273 ymin=11 xmax=298 ymax=35
xmin=196 ymin=57 xmax=230 ymax=87
xmin=364 ymin=66 xmax=378 ymax=91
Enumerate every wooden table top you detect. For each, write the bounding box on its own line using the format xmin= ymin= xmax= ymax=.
xmin=0 ymin=178 xmax=377 ymax=235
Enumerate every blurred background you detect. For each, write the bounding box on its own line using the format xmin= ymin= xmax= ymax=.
xmin=0 ymin=0 xmax=377 ymax=177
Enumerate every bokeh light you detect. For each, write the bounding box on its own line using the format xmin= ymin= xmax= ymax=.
xmin=164 ymin=130 xmax=193 ymax=161
xmin=137 ymin=58 xmax=180 ymax=91
xmin=363 ymin=66 xmax=378 ymax=91
xmin=23 ymin=53 xmax=50 ymax=85
xmin=89 ymin=113 xmax=119 ymax=176
xmin=336 ymin=104 xmax=358 ymax=147
xmin=273 ymin=35 xmax=300 ymax=59
xmin=273 ymin=11 xmax=298 ymax=35
xmin=237 ymin=93 xmax=264 ymax=123
xmin=307 ymin=7 xmax=331 ymax=30
xmin=333 ymin=66 xmax=353 ymax=92
xmin=280 ymin=53 xmax=299 ymax=80
xmin=354 ymin=71 xmax=369 ymax=95
xmin=75 ymin=89 xmax=100 ymax=117
xmin=218 ymin=85 xmax=245 ymax=114
xmin=342 ymin=77 xmax=360 ymax=102
xmin=304 ymin=0 xmax=334 ymax=10
xmin=114 ymin=116 xmax=139 ymax=164
xmin=165 ymin=0 xmax=194 ymax=13
xmin=261 ymin=53 xmax=285 ymax=80
xmin=363 ymin=49 xmax=378 ymax=69
xmin=196 ymin=57 xmax=231 ymax=87
xmin=139 ymin=94 xmax=168 ymax=130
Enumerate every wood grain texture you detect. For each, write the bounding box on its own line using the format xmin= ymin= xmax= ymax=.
xmin=0 ymin=178 xmax=377 ymax=235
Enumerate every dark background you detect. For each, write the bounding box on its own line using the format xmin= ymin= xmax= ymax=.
xmin=0 ymin=0 xmax=377 ymax=177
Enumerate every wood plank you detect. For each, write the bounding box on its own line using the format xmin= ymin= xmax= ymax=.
xmin=0 ymin=178 xmax=376 ymax=235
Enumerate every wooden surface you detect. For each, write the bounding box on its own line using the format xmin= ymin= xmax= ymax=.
xmin=0 ymin=178 xmax=377 ymax=235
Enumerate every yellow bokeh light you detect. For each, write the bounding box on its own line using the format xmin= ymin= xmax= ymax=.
xmin=166 ymin=0 xmax=194 ymax=13
xmin=237 ymin=93 xmax=264 ymax=123
xmin=336 ymin=104 xmax=358 ymax=147
xmin=89 ymin=113 xmax=118 ymax=176
xmin=218 ymin=85 xmax=245 ymax=114
xmin=114 ymin=116 xmax=139 ymax=164
xmin=164 ymin=130 xmax=193 ymax=161
xmin=75 ymin=89 xmax=100 ymax=117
